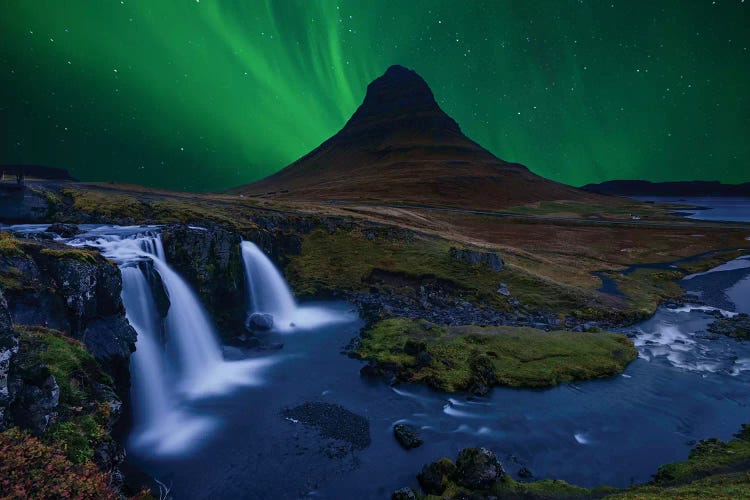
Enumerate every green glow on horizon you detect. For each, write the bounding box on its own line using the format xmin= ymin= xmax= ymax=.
xmin=1 ymin=1 xmax=748 ymax=191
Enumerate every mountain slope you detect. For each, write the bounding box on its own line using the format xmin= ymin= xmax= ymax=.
xmin=235 ymin=65 xmax=605 ymax=210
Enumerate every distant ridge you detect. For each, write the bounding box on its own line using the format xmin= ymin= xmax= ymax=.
xmin=582 ymin=180 xmax=750 ymax=198
xmin=0 ymin=165 xmax=77 ymax=181
xmin=234 ymin=65 xmax=603 ymax=210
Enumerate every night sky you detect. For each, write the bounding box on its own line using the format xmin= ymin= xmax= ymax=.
xmin=1 ymin=1 xmax=748 ymax=192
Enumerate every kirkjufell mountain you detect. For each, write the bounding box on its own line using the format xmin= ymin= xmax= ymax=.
xmin=236 ymin=65 xmax=604 ymax=209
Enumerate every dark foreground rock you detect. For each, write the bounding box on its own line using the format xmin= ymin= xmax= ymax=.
xmin=455 ymin=447 xmax=504 ymax=489
xmin=281 ymin=402 xmax=371 ymax=450
xmin=393 ymin=423 xmax=423 ymax=449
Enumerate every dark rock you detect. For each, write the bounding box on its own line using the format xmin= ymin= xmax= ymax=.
xmin=391 ymin=487 xmax=417 ymax=500
xmin=393 ymin=423 xmax=423 ymax=449
xmin=161 ymin=224 xmax=245 ymax=337
xmin=11 ymin=368 xmax=60 ymax=435
xmin=450 ymin=247 xmax=504 ymax=272
xmin=359 ymin=361 xmax=398 ymax=385
xmin=418 ymin=457 xmax=456 ymax=495
xmin=403 ymin=339 xmax=426 ymax=356
xmin=0 ymin=290 xmax=19 ymax=431
xmin=359 ymin=362 xmax=382 ymax=379
xmin=518 ymin=467 xmax=533 ymax=479
xmin=247 ymin=312 xmax=274 ymax=331
xmin=416 ymin=350 xmax=432 ymax=367
xmin=281 ymin=402 xmax=371 ymax=450
xmin=46 ymin=223 xmax=80 ymax=238
xmin=94 ymin=440 xmax=126 ymax=471
xmin=708 ymin=313 xmax=750 ymax=340
xmin=257 ymin=341 xmax=284 ymax=351
xmin=0 ymin=185 xmax=52 ymax=222
xmin=455 ymin=447 xmax=504 ymax=489
xmin=83 ymin=316 xmax=137 ymax=392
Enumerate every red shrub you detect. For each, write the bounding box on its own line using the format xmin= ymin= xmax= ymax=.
xmin=0 ymin=428 xmax=116 ymax=500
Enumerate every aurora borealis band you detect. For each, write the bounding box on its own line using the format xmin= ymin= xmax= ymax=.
xmin=1 ymin=1 xmax=748 ymax=191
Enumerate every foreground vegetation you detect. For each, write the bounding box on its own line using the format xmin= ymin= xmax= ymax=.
xmin=0 ymin=326 xmax=128 ymax=499
xmin=357 ymin=318 xmax=637 ymax=391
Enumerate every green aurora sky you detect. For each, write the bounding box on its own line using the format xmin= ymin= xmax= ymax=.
xmin=1 ymin=1 xmax=748 ymax=192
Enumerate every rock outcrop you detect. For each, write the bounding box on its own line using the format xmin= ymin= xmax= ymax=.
xmin=0 ymin=232 xmax=133 ymax=495
xmin=161 ymin=224 xmax=245 ymax=337
xmin=449 ymin=247 xmax=504 ymax=272
xmin=0 ymin=237 xmax=136 ymax=391
xmin=0 ymin=290 xmax=18 ymax=431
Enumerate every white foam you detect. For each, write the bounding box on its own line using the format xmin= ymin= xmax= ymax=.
xmin=574 ymin=433 xmax=590 ymax=445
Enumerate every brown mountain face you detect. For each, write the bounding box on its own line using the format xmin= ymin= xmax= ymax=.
xmin=235 ymin=65 xmax=600 ymax=209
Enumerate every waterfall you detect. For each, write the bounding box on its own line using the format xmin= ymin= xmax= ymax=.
xmin=66 ymin=227 xmax=275 ymax=455
xmin=240 ymin=240 xmax=351 ymax=331
xmin=241 ymin=241 xmax=297 ymax=328
xmin=150 ymin=258 xmax=224 ymax=387
xmin=121 ymin=266 xmax=172 ymax=428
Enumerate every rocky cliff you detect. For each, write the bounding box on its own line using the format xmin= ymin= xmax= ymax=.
xmin=0 ymin=231 xmax=135 ymax=491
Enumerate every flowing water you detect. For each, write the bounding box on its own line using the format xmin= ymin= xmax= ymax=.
xmin=6 ymin=223 xmax=750 ymax=498
xmin=61 ymin=226 xmax=277 ymax=455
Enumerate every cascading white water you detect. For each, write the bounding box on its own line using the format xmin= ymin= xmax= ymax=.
xmin=240 ymin=240 xmax=350 ymax=332
xmin=241 ymin=241 xmax=297 ymax=327
xmin=120 ymin=265 xmax=172 ymax=427
xmin=151 ymin=259 xmax=224 ymax=385
xmin=65 ymin=227 xmax=276 ymax=454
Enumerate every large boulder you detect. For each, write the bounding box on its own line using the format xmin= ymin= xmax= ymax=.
xmin=393 ymin=423 xmax=423 ymax=449
xmin=45 ymin=223 xmax=80 ymax=239
xmin=246 ymin=312 xmax=274 ymax=331
xmin=454 ymin=447 xmax=504 ymax=489
xmin=418 ymin=457 xmax=456 ymax=495
xmin=449 ymin=247 xmax=504 ymax=272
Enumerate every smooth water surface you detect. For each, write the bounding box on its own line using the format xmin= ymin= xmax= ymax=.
xmin=633 ymin=196 xmax=750 ymax=222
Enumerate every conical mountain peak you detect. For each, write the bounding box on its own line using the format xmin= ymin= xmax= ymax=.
xmin=342 ymin=65 xmax=461 ymax=136
xmin=236 ymin=65 xmax=595 ymax=210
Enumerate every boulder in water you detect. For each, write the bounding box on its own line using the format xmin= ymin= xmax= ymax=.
xmin=393 ymin=423 xmax=423 ymax=449
xmin=45 ymin=223 xmax=80 ymax=238
xmin=455 ymin=447 xmax=504 ymax=489
xmin=247 ymin=312 xmax=274 ymax=331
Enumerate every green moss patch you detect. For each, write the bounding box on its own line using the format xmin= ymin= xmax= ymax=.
xmin=16 ymin=326 xmax=113 ymax=463
xmin=356 ymin=318 xmax=637 ymax=390
xmin=39 ymin=247 xmax=99 ymax=264
xmin=0 ymin=232 xmax=26 ymax=257
xmin=18 ymin=326 xmax=111 ymax=406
